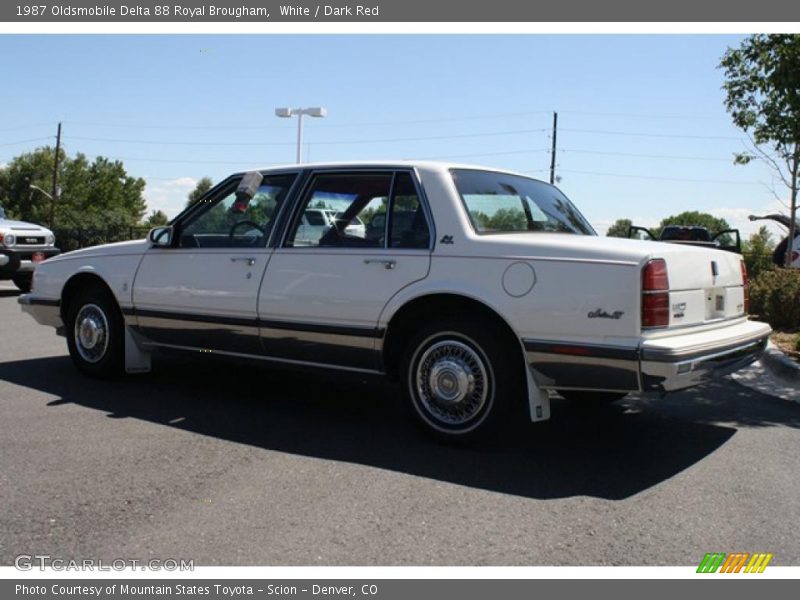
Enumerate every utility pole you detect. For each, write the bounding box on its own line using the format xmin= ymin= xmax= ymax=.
xmin=549 ymin=111 xmax=558 ymax=185
xmin=49 ymin=122 xmax=62 ymax=230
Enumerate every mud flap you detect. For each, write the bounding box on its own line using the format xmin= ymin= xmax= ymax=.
xmin=526 ymin=366 xmax=550 ymax=422
xmin=124 ymin=325 xmax=151 ymax=374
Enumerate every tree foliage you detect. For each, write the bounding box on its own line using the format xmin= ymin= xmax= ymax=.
xmin=720 ymin=34 xmax=800 ymax=266
xmin=0 ymin=147 xmax=146 ymax=231
xmin=186 ymin=177 xmax=214 ymax=208
xmin=469 ymin=208 xmax=528 ymax=232
xmin=143 ymin=209 xmax=170 ymax=228
xmin=606 ymin=218 xmax=632 ymax=238
xmin=742 ymin=225 xmax=776 ymax=280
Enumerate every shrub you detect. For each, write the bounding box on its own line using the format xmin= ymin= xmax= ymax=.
xmin=749 ymin=269 xmax=800 ymax=330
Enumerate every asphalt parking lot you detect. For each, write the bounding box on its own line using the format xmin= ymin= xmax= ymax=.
xmin=1 ymin=280 xmax=799 ymax=566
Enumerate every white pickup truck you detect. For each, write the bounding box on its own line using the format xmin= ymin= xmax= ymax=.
xmin=19 ymin=162 xmax=771 ymax=441
xmin=0 ymin=205 xmax=60 ymax=292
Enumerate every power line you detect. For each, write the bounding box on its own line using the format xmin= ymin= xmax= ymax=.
xmin=0 ymin=136 xmax=53 ymax=147
xmin=107 ymin=155 xmax=256 ymax=165
xmin=61 ymin=111 xmax=554 ymax=131
xmin=559 ymin=127 xmax=743 ymax=141
xmin=65 ymin=128 xmax=550 ymax=147
xmin=558 ymin=168 xmax=763 ymax=185
xmin=61 ymin=109 xmax=725 ymax=130
xmin=558 ymin=109 xmax=725 ymax=121
xmin=406 ymin=149 xmax=549 ymax=161
xmin=558 ymin=147 xmax=735 ymax=162
xmin=0 ymin=124 xmax=53 ymax=133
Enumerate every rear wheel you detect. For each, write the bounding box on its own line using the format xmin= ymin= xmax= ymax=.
xmin=12 ymin=272 xmax=32 ymax=293
xmin=65 ymin=285 xmax=124 ymax=378
xmin=400 ymin=317 xmax=522 ymax=442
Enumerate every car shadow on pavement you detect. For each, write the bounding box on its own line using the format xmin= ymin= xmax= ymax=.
xmin=0 ymin=289 xmax=20 ymax=298
xmin=4 ymin=353 xmax=791 ymax=501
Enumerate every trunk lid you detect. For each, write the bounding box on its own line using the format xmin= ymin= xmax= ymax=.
xmin=650 ymin=244 xmax=746 ymax=328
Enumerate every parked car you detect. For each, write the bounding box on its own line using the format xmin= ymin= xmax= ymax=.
xmin=628 ymin=224 xmax=742 ymax=253
xmin=0 ymin=205 xmax=60 ymax=292
xmin=19 ymin=162 xmax=770 ymax=441
xmin=748 ymin=213 xmax=800 ymax=268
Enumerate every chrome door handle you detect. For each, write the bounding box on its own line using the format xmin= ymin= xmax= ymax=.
xmin=231 ymin=257 xmax=256 ymax=266
xmin=364 ymin=259 xmax=396 ymax=270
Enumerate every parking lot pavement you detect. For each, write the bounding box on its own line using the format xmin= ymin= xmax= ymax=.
xmin=1 ymin=280 xmax=799 ymax=566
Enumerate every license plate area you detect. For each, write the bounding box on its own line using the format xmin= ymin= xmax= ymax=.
xmin=31 ymin=251 xmax=45 ymax=263
xmin=705 ymin=288 xmax=726 ymax=319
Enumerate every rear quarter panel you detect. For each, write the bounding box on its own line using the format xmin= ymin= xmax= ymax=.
xmin=379 ymin=256 xmax=642 ymax=348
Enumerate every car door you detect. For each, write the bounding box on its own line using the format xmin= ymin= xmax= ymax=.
xmin=132 ymin=173 xmax=297 ymax=354
xmin=258 ymin=169 xmax=433 ymax=371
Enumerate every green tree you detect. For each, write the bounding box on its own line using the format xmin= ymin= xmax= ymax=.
xmin=606 ymin=218 xmax=633 ymax=238
xmin=0 ymin=147 xmax=146 ymax=233
xmin=742 ymin=225 xmax=776 ymax=279
xmin=186 ymin=177 xmax=214 ymax=207
xmin=469 ymin=208 xmax=528 ymax=231
xmin=720 ymin=34 xmax=800 ymax=267
xmin=143 ymin=209 xmax=170 ymax=228
xmin=0 ymin=146 xmax=64 ymax=223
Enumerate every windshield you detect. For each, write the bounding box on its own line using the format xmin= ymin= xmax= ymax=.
xmin=451 ymin=169 xmax=596 ymax=235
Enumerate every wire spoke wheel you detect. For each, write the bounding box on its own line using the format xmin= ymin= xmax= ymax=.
xmin=414 ymin=338 xmax=491 ymax=428
xmin=73 ymin=303 xmax=110 ymax=364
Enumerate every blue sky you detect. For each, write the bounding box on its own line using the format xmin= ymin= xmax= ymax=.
xmin=0 ymin=35 xmax=788 ymax=238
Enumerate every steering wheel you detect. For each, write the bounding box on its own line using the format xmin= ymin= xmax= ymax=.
xmin=229 ymin=220 xmax=264 ymax=238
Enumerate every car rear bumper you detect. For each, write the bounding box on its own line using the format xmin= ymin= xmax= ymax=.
xmin=639 ymin=319 xmax=770 ymax=392
xmin=18 ymin=294 xmax=64 ymax=331
xmin=524 ymin=318 xmax=771 ymax=394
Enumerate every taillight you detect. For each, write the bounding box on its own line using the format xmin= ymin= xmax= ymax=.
xmin=740 ymin=259 xmax=749 ymax=314
xmin=642 ymin=259 xmax=670 ymax=328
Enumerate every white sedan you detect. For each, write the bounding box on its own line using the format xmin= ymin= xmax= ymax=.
xmin=19 ymin=162 xmax=771 ymax=441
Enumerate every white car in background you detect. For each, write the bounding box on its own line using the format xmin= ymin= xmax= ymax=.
xmin=0 ymin=205 xmax=60 ymax=292
xmin=19 ymin=162 xmax=770 ymax=441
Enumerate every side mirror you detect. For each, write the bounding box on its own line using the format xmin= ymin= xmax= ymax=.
xmin=148 ymin=226 xmax=173 ymax=247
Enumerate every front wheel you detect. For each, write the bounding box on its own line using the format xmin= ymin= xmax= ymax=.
xmin=12 ymin=272 xmax=32 ymax=293
xmin=65 ymin=286 xmax=124 ymax=378
xmin=400 ymin=317 xmax=522 ymax=442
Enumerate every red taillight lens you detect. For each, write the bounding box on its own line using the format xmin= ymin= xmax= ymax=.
xmin=642 ymin=259 xmax=669 ymax=328
xmin=740 ymin=259 xmax=749 ymax=314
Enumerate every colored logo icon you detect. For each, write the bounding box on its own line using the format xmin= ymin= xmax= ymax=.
xmin=697 ymin=552 xmax=773 ymax=573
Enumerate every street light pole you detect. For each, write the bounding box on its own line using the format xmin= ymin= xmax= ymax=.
xmin=51 ymin=122 xmax=62 ymax=230
xmin=275 ymin=107 xmax=327 ymax=164
xmin=295 ymin=112 xmax=304 ymax=164
xmin=29 ymin=185 xmax=55 ymax=229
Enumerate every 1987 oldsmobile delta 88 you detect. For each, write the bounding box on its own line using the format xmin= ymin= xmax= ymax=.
xmin=19 ymin=162 xmax=771 ymax=441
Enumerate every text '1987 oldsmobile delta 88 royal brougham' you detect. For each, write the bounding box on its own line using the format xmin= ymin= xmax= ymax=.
xmin=19 ymin=162 xmax=772 ymax=441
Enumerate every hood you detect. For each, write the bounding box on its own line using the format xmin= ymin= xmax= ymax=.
xmin=0 ymin=218 xmax=53 ymax=233
xmin=51 ymin=238 xmax=150 ymax=261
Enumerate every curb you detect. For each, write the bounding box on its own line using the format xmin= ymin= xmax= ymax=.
xmin=761 ymin=341 xmax=800 ymax=382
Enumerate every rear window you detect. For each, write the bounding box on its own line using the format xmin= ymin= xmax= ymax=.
xmin=451 ymin=169 xmax=596 ymax=236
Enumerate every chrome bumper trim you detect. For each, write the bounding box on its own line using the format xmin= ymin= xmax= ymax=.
xmin=524 ymin=324 xmax=771 ymax=394
xmin=18 ymin=294 xmax=64 ymax=330
xmin=641 ymin=337 xmax=768 ymax=392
